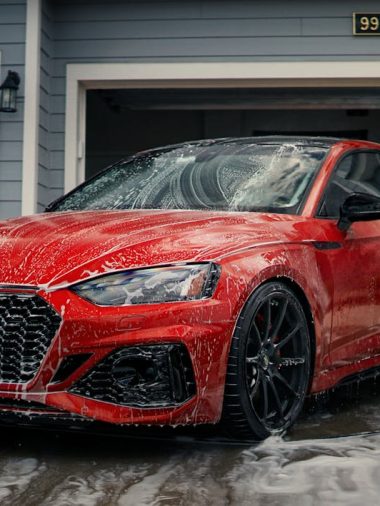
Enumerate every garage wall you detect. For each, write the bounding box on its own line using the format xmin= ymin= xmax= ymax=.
xmin=38 ymin=0 xmax=380 ymax=206
xmin=0 ymin=0 xmax=26 ymax=219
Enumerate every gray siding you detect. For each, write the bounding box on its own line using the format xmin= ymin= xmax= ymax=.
xmin=38 ymin=0 xmax=53 ymax=211
xmin=0 ymin=0 xmax=26 ymax=219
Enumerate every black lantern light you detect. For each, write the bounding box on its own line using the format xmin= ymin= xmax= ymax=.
xmin=0 ymin=71 xmax=20 ymax=113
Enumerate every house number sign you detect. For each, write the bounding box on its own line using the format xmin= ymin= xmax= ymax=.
xmin=353 ymin=13 xmax=380 ymax=35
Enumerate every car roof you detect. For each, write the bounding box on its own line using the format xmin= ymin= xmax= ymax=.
xmin=214 ymin=135 xmax=341 ymax=147
xmin=135 ymin=135 xmax=347 ymax=157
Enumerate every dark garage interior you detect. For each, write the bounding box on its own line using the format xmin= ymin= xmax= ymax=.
xmin=85 ymin=88 xmax=380 ymax=179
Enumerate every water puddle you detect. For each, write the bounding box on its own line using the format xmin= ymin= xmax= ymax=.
xmin=289 ymin=378 xmax=380 ymax=440
xmin=0 ymin=378 xmax=379 ymax=505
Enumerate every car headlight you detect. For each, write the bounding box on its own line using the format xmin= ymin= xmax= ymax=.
xmin=71 ymin=263 xmax=220 ymax=306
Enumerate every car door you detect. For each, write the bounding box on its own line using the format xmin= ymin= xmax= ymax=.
xmin=317 ymin=150 xmax=380 ymax=367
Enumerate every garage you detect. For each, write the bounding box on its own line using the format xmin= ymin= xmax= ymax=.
xmin=85 ymin=86 xmax=380 ymax=179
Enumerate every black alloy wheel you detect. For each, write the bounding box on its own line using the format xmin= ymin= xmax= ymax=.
xmin=222 ymin=282 xmax=311 ymax=440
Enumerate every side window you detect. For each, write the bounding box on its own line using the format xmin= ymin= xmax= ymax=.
xmin=319 ymin=151 xmax=380 ymax=218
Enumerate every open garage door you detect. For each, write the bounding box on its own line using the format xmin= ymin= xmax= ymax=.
xmin=85 ymin=87 xmax=380 ymax=179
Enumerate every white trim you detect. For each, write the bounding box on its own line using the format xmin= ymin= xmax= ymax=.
xmin=65 ymin=61 xmax=380 ymax=193
xmin=21 ymin=0 xmax=41 ymax=216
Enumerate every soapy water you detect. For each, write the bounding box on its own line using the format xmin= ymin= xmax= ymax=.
xmin=53 ymin=142 xmax=327 ymax=214
xmin=0 ymin=379 xmax=379 ymax=505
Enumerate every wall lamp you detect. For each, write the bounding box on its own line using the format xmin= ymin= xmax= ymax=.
xmin=0 ymin=71 xmax=20 ymax=113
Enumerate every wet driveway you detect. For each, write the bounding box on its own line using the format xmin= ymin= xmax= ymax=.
xmin=1 ymin=378 xmax=380 ymax=505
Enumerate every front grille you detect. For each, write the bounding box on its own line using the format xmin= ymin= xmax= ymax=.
xmin=0 ymin=293 xmax=61 ymax=383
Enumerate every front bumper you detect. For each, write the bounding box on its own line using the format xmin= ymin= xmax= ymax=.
xmin=0 ymin=286 xmax=235 ymax=426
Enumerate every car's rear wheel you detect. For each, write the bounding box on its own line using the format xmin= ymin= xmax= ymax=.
xmin=222 ymin=282 xmax=311 ymax=440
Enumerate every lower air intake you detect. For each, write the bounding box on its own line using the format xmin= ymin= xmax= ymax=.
xmin=70 ymin=343 xmax=196 ymax=407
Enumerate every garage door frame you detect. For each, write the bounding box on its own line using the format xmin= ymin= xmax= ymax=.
xmin=65 ymin=61 xmax=380 ymax=193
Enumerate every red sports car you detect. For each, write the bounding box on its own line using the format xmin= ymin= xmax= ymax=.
xmin=1 ymin=136 xmax=380 ymax=439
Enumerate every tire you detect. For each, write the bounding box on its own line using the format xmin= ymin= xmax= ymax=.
xmin=222 ymin=281 xmax=311 ymax=440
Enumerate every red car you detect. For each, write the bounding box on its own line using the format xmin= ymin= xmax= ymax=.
xmin=1 ymin=136 xmax=380 ymax=439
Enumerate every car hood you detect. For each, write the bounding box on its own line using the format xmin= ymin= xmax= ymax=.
xmin=0 ymin=209 xmax=318 ymax=288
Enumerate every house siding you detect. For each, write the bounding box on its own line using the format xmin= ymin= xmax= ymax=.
xmin=37 ymin=0 xmax=53 ymax=212
xmin=0 ymin=0 xmax=26 ymax=219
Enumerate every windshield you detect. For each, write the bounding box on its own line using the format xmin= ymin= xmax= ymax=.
xmin=50 ymin=141 xmax=328 ymax=214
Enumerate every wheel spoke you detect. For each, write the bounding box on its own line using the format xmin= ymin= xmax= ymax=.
xmin=263 ymin=299 xmax=272 ymax=342
xmin=251 ymin=320 xmax=263 ymax=345
xmin=268 ymin=375 xmax=285 ymax=421
xmin=278 ymin=357 xmax=305 ymax=367
xmin=273 ymin=370 xmax=300 ymax=398
xmin=270 ymin=298 xmax=288 ymax=340
xmin=249 ymin=368 xmax=261 ymax=398
xmin=246 ymin=356 xmax=259 ymax=364
xmin=275 ymin=324 xmax=301 ymax=350
xmin=261 ymin=374 xmax=269 ymax=420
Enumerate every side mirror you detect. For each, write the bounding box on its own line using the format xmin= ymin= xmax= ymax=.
xmin=338 ymin=193 xmax=380 ymax=231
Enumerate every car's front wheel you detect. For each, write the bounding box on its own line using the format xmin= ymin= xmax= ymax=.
xmin=222 ymin=281 xmax=311 ymax=440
